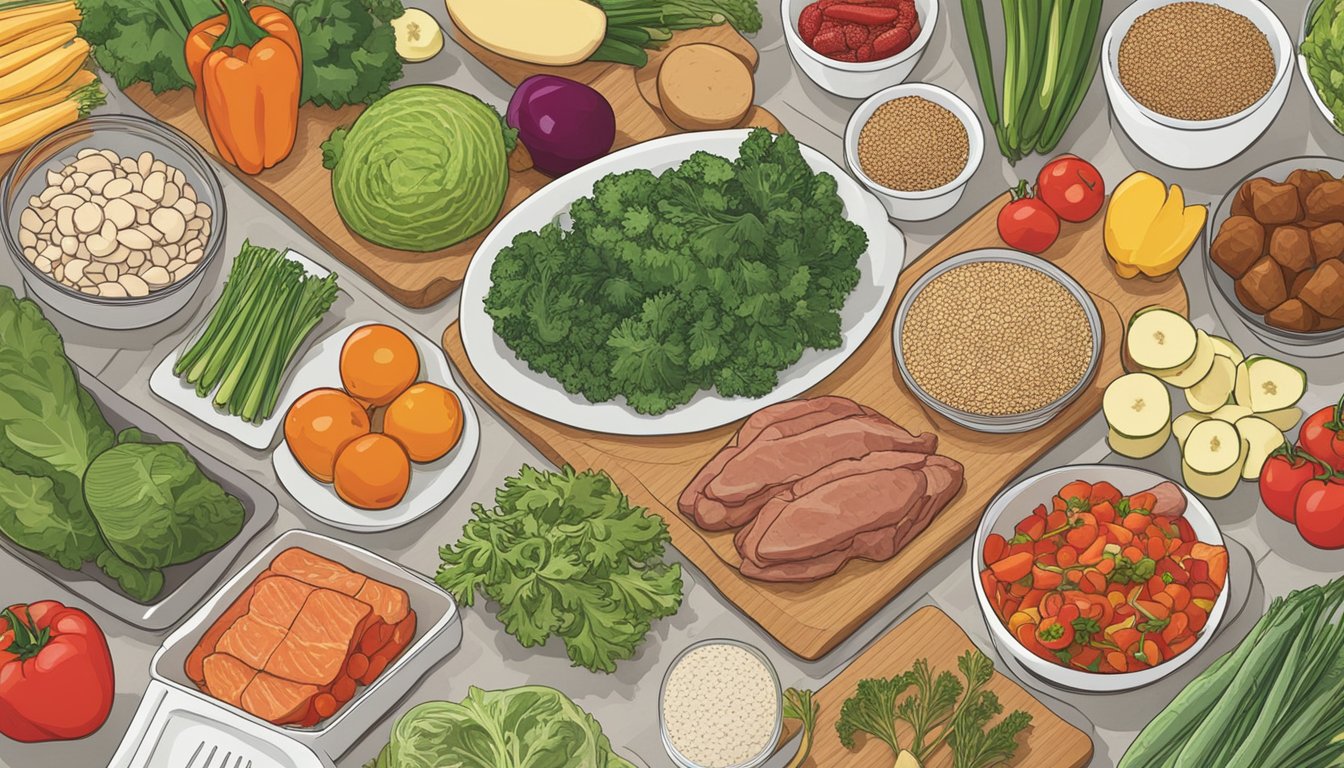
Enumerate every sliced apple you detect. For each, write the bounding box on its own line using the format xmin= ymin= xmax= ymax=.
xmin=1109 ymin=422 xmax=1172 ymax=459
xmin=1234 ymin=356 xmax=1307 ymax=413
xmin=1210 ymin=403 xmax=1254 ymax=424
xmin=1104 ymin=373 xmax=1171 ymax=439
xmin=1208 ymin=335 xmax=1244 ymax=365
xmin=1127 ymin=307 xmax=1198 ymax=371
xmin=1259 ymin=407 xmax=1304 ymax=431
xmin=1154 ymin=330 xmax=1215 ymax=388
xmin=1235 ymin=416 xmax=1286 ymax=480
xmin=1173 ymin=410 xmax=1210 ymax=448
xmin=1182 ymin=419 xmax=1247 ymax=499
xmin=1185 ymin=354 xmax=1236 ymax=413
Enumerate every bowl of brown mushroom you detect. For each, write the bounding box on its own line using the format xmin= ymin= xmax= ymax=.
xmin=1 ymin=115 xmax=225 ymax=329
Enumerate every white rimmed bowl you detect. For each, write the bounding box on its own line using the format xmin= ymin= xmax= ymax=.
xmin=782 ymin=0 xmax=937 ymax=99
xmin=844 ymin=83 xmax=984 ymax=221
xmin=972 ymin=465 xmax=1231 ymax=693
xmin=1101 ymin=0 xmax=1292 ymax=169
xmin=659 ymin=639 xmax=783 ymax=768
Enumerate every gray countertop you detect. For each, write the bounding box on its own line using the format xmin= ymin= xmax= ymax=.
xmin=1 ymin=0 xmax=1341 ymax=766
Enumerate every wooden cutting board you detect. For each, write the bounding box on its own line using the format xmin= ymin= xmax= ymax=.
xmin=795 ymin=606 xmax=1094 ymax=767
xmin=441 ymin=192 xmax=1190 ymax=660
xmin=108 ymin=25 xmax=781 ymax=308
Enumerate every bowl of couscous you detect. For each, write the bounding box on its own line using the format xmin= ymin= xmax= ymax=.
xmin=892 ymin=249 xmax=1102 ymax=433
xmin=843 ymin=83 xmax=984 ymax=221
xmin=1101 ymin=0 xmax=1292 ymax=169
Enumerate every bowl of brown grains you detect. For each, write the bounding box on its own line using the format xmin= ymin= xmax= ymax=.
xmin=893 ymin=249 xmax=1101 ymax=433
xmin=1101 ymin=0 xmax=1291 ymax=169
xmin=844 ymin=83 xmax=983 ymax=221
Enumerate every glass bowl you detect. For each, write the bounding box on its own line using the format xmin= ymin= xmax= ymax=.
xmin=892 ymin=249 xmax=1103 ymax=433
xmin=1 ymin=114 xmax=226 ymax=329
xmin=659 ymin=638 xmax=783 ymax=768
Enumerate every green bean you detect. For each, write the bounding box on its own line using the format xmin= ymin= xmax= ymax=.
xmin=960 ymin=0 xmax=1000 ymax=127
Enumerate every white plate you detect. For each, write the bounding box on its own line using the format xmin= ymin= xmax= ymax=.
xmin=150 ymin=250 xmax=334 ymax=450
xmin=272 ymin=322 xmax=481 ymax=532
xmin=459 ymin=129 xmax=905 ymax=436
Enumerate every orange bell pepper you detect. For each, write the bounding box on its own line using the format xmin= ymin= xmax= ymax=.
xmin=184 ymin=0 xmax=301 ymax=174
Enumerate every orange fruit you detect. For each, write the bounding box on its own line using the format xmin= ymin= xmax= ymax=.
xmin=340 ymin=324 xmax=419 ymax=407
xmin=284 ymin=388 xmax=370 ymax=483
xmin=333 ymin=433 xmax=411 ymax=510
xmin=383 ymin=383 xmax=464 ymax=463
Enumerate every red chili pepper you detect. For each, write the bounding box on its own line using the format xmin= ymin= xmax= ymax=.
xmin=1299 ymin=391 xmax=1344 ymax=473
xmin=1294 ymin=461 xmax=1344 ymax=550
xmin=873 ymin=26 xmax=914 ymax=58
xmin=0 ymin=601 xmax=114 ymax=742
xmin=1260 ymin=443 xmax=1318 ymax=523
xmin=824 ymin=4 xmax=900 ymax=24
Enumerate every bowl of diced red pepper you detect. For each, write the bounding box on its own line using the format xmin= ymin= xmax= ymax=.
xmin=782 ymin=0 xmax=937 ymax=98
xmin=973 ymin=465 xmax=1231 ymax=692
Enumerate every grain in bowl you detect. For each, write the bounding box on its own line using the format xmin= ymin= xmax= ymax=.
xmin=1118 ymin=2 xmax=1275 ymax=122
xmin=857 ymin=95 xmax=969 ymax=191
xmin=660 ymin=640 xmax=781 ymax=768
xmin=898 ymin=258 xmax=1096 ymax=419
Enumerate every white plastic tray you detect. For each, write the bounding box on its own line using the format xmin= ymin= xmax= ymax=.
xmin=134 ymin=529 xmax=462 ymax=762
xmin=149 ymin=250 xmax=337 ymax=450
xmin=271 ymin=322 xmax=481 ymax=532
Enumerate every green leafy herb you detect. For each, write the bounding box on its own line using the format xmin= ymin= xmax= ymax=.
xmin=836 ymin=650 xmax=1031 ymax=768
xmin=783 ymin=688 xmax=820 ymax=768
xmin=436 ymin=465 xmax=683 ymax=673
xmin=1304 ymin=1 xmax=1344 ymax=134
xmin=80 ymin=0 xmax=403 ymax=108
xmin=484 ymin=129 xmax=866 ymax=416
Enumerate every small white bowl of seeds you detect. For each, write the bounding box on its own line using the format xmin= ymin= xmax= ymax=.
xmin=1 ymin=115 xmax=225 ymax=329
xmin=659 ymin=639 xmax=782 ymax=768
xmin=1102 ymin=0 xmax=1292 ymax=169
xmin=843 ymin=82 xmax=983 ymax=221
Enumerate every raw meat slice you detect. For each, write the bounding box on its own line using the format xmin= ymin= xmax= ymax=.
xmin=270 ymin=548 xmax=368 ymax=596
xmin=241 ymin=672 xmax=320 ymax=725
xmin=186 ymin=581 xmax=260 ymax=686
xmin=705 ymin=415 xmax=938 ymax=504
xmin=265 ymin=589 xmax=371 ymax=686
xmin=201 ymin=653 xmax=257 ymax=708
xmin=354 ymin=578 xmax=411 ymax=625
xmin=249 ymin=575 xmax=317 ymax=627
xmin=215 ymin=614 xmax=290 ymax=670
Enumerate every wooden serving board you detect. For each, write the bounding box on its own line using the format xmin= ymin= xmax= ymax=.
xmin=441 ymin=192 xmax=1189 ymax=660
xmin=796 ymin=606 xmax=1094 ymax=767
xmin=112 ymin=25 xmax=782 ymax=308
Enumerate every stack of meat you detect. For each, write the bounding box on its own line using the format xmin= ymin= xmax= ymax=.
xmin=186 ymin=548 xmax=416 ymax=727
xmin=678 ymin=396 xmax=965 ymax=582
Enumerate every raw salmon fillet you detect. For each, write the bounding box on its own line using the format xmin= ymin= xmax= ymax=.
xmin=187 ymin=548 xmax=418 ymax=727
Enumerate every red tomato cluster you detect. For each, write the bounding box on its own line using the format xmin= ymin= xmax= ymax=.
xmin=1261 ymin=393 xmax=1344 ymax=549
xmin=797 ymin=0 xmax=920 ymax=63
xmin=980 ymin=480 xmax=1228 ymax=674
xmin=997 ymin=155 xmax=1105 ymax=254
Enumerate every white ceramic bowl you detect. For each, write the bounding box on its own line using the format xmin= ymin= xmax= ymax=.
xmin=972 ymin=465 xmax=1231 ymax=693
xmin=782 ymin=0 xmax=937 ymax=99
xmin=659 ymin=639 xmax=782 ymax=768
xmin=1101 ymin=0 xmax=1292 ymax=169
xmin=844 ymin=83 xmax=983 ymax=220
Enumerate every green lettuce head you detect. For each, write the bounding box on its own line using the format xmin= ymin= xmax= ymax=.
xmin=368 ymin=686 xmax=635 ymax=768
xmin=323 ymin=85 xmax=514 ymax=252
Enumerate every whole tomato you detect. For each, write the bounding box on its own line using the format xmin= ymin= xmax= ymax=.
xmin=1260 ymin=444 xmax=1317 ymax=523
xmin=1294 ymin=469 xmax=1344 ymax=550
xmin=998 ymin=181 xmax=1061 ymax=254
xmin=1037 ymin=155 xmax=1106 ymax=222
xmin=0 ymin=601 xmax=114 ymax=742
xmin=1298 ymin=392 xmax=1344 ymax=473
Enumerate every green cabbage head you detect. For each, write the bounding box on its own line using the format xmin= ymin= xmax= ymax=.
xmin=83 ymin=442 xmax=244 ymax=570
xmin=323 ymin=85 xmax=514 ymax=252
xmin=367 ymin=686 xmax=636 ymax=768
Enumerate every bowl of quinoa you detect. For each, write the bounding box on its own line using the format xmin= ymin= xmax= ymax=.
xmin=1100 ymin=0 xmax=1291 ymax=169
xmin=844 ymin=82 xmax=984 ymax=221
xmin=659 ymin=639 xmax=783 ymax=768
xmin=893 ymin=249 xmax=1102 ymax=433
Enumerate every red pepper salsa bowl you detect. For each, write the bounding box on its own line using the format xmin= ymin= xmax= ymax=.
xmin=781 ymin=0 xmax=938 ymax=99
xmin=972 ymin=465 xmax=1231 ymax=692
